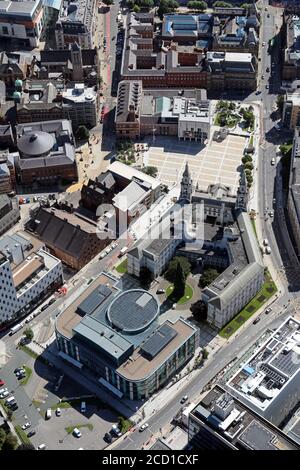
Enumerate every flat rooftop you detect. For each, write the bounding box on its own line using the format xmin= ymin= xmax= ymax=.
xmin=191 ymin=385 xmax=298 ymax=450
xmin=12 ymin=254 xmax=44 ymax=289
xmin=116 ymin=318 xmax=195 ymax=382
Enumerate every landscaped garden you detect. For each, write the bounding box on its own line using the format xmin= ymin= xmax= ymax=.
xmin=219 ymin=271 xmax=277 ymax=339
xmin=115 ymin=259 xmax=127 ymax=274
xmin=166 ymin=283 xmax=194 ymax=305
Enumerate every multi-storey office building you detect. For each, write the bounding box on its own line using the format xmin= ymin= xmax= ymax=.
xmin=188 ymin=385 xmax=299 ymax=450
xmin=55 ymin=0 xmax=96 ymax=49
xmin=55 ymin=272 xmax=199 ymax=400
xmin=0 ymin=0 xmax=44 ymax=47
xmin=0 ymin=195 xmax=20 ymax=237
xmin=226 ymin=317 xmax=300 ymax=428
xmin=287 ymin=128 xmax=300 ymax=256
xmin=0 ymin=231 xmax=63 ymax=325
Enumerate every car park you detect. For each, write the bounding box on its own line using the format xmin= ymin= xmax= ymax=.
xmin=22 ymin=422 xmax=31 ymax=430
xmin=139 ymin=423 xmax=149 ymax=432
xmin=180 ymin=395 xmax=188 ymax=404
xmin=73 ymin=428 xmax=82 ymax=438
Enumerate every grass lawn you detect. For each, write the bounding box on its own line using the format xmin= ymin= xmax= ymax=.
xmin=166 ymin=283 xmax=194 ymax=305
xmin=19 ymin=345 xmax=39 ymax=359
xmin=115 ymin=259 xmax=127 ymax=274
xmin=219 ymin=271 xmax=277 ymax=339
xmin=15 ymin=425 xmax=32 ymax=445
xmin=20 ymin=366 xmax=32 ymax=386
xmin=65 ymin=423 xmax=94 ymax=434
xmin=250 ymin=218 xmax=258 ymax=239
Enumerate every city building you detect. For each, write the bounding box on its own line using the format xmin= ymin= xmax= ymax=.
xmin=0 ymin=150 xmax=16 ymax=194
xmin=287 ymin=128 xmax=300 ymax=256
xmin=55 ymin=272 xmax=199 ymax=400
xmin=14 ymin=119 xmax=77 ymax=186
xmin=0 ymin=125 xmax=14 ymax=150
xmin=55 ymin=0 xmax=97 ymax=49
xmin=128 ymin=165 xmax=263 ymax=329
xmin=283 ymin=15 xmax=300 ymax=81
xmin=115 ymin=81 xmax=211 ymax=142
xmin=283 ymin=90 xmax=300 ymax=129
xmin=121 ymin=12 xmax=257 ymax=91
xmin=0 ymin=231 xmax=63 ymax=325
xmin=188 ymin=385 xmax=299 ymax=450
xmin=0 ymin=194 xmax=20 ymax=236
xmin=0 ymin=0 xmax=44 ymax=48
xmin=16 ymin=80 xmax=99 ymax=129
xmin=39 ymin=44 xmax=100 ymax=85
xmin=27 ymin=198 xmax=111 ymax=271
xmin=226 ymin=317 xmax=300 ymax=427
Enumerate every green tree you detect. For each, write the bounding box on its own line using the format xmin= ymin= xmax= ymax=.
xmin=141 ymin=166 xmax=158 ymax=177
xmin=172 ymin=261 xmax=185 ymax=299
xmin=6 ymin=410 xmax=13 ymax=421
xmin=24 ymin=328 xmax=34 ymax=342
xmin=158 ymin=0 xmax=179 ymax=19
xmin=190 ymin=299 xmax=207 ymax=321
xmin=187 ymin=1 xmax=207 ymax=11
xmin=241 ymin=154 xmax=253 ymax=164
xmin=17 ymin=443 xmax=35 ymax=450
xmin=140 ymin=0 xmax=154 ymax=9
xmin=165 ymin=256 xmax=191 ymax=283
xmin=216 ymin=100 xmax=229 ymax=112
xmin=2 ymin=433 xmax=18 ymax=451
xmin=276 ymin=94 xmax=284 ymax=115
xmin=76 ymin=125 xmax=90 ymax=141
xmin=0 ymin=428 xmax=6 ymax=450
xmin=244 ymin=161 xmax=254 ymax=171
xmin=199 ymin=268 xmax=219 ymax=288
xmin=133 ymin=4 xmax=140 ymax=12
xmin=103 ymin=0 xmax=114 ymax=5
xmin=202 ymin=348 xmax=209 ymax=360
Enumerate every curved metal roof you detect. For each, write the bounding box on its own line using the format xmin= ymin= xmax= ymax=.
xmin=17 ymin=131 xmax=55 ymax=157
xmin=107 ymin=289 xmax=159 ymax=333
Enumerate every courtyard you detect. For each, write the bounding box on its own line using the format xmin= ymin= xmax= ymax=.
xmin=144 ymin=132 xmax=247 ymax=195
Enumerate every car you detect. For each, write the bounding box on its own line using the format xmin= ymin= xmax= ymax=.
xmin=269 ymin=211 xmax=274 ymax=217
xmin=27 ymin=431 xmax=36 ymax=438
xmin=48 ymin=298 xmax=56 ymax=306
xmin=56 ymin=408 xmax=61 ymax=416
xmin=255 ymin=90 xmax=261 ymax=95
xmin=41 ymin=304 xmax=48 ymax=312
xmin=73 ymin=428 xmax=82 ymax=438
xmin=17 ymin=373 xmax=26 ymax=380
xmin=111 ymin=242 xmax=118 ymax=249
xmin=22 ymin=422 xmax=31 ymax=430
xmin=172 ymin=303 xmax=177 ymax=310
xmin=80 ymin=401 xmax=86 ymax=413
xmin=265 ymin=307 xmax=272 ymax=314
xmin=105 ymin=247 xmax=112 ymax=254
xmin=266 ymin=67 xmax=270 ymax=72
xmin=262 ymin=41 xmax=266 ymax=46
xmin=271 ymin=158 xmax=275 ymax=165
xmin=266 ymin=84 xmax=269 ymax=89
xmin=100 ymin=252 xmax=106 ymax=259
xmin=0 ymin=379 xmax=5 ymax=386
xmin=0 ymin=390 xmax=9 ymax=399
xmin=104 ymin=432 xmax=113 ymax=443
xmin=156 ymin=289 xmax=165 ymax=294
xmin=37 ymin=444 xmax=46 ymax=450
xmin=111 ymin=424 xmax=122 ymax=437
xmin=262 ymin=74 xmax=265 ymax=79
xmin=139 ymin=423 xmax=149 ymax=432
xmin=14 ymin=367 xmax=23 ymax=374
xmin=253 ymin=317 xmax=260 ymax=325
xmin=45 ymin=408 xmax=52 ymax=420
xmin=267 ymin=13 xmax=270 ymax=18
xmin=16 ymin=369 xmax=25 ymax=377
xmin=180 ymin=395 xmax=188 ymax=404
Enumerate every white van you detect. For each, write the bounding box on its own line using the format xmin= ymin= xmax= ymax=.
xmin=263 ymin=239 xmax=269 ymax=246
xmin=80 ymin=401 xmax=86 ymax=413
xmin=265 ymin=246 xmax=272 ymax=254
xmin=45 ymin=408 xmax=52 ymax=420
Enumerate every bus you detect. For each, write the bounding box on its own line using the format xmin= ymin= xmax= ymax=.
xmin=9 ymin=323 xmax=23 ymax=336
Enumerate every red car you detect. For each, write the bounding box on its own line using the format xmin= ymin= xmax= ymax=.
xmin=0 ymin=379 xmax=5 ymax=386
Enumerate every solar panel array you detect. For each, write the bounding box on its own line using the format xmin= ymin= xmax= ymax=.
xmin=77 ymin=285 xmax=112 ymax=316
xmin=141 ymin=324 xmax=177 ymax=359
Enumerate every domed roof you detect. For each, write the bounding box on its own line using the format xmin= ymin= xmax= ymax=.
xmin=107 ymin=289 xmax=159 ymax=333
xmin=15 ymin=79 xmax=22 ymax=87
xmin=12 ymin=91 xmax=21 ymax=100
xmin=17 ymin=131 xmax=55 ymax=157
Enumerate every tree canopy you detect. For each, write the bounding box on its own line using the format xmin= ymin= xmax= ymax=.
xmin=158 ymin=0 xmax=179 ymax=19
xmin=172 ymin=261 xmax=185 ymax=299
xmin=24 ymin=328 xmax=34 ymax=342
xmin=165 ymin=256 xmax=191 ymax=283
xmin=190 ymin=299 xmax=207 ymax=321
xmin=199 ymin=268 xmax=219 ymax=288
xmin=141 ymin=166 xmax=158 ymax=177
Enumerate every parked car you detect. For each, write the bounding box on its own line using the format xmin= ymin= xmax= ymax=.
xmin=0 ymin=379 xmax=5 ymax=386
xmin=269 ymin=211 xmax=274 ymax=218
xmin=41 ymin=304 xmax=48 ymax=312
xmin=139 ymin=423 xmax=149 ymax=432
xmin=56 ymin=408 xmax=61 ymax=417
xmin=156 ymin=289 xmax=165 ymax=294
xmin=0 ymin=390 xmax=9 ymax=399
xmin=73 ymin=428 xmax=82 ymax=438
xmin=80 ymin=402 xmax=86 ymax=413
xmin=180 ymin=395 xmax=188 ymax=404
xmin=48 ymin=298 xmax=56 ymax=306
xmin=22 ymin=422 xmax=31 ymax=430
xmin=27 ymin=431 xmax=36 ymax=438
xmin=253 ymin=317 xmax=261 ymax=325
xmin=271 ymin=158 xmax=275 ymax=165
xmin=104 ymin=432 xmax=113 ymax=443
xmin=265 ymin=307 xmax=272 ymax=314
xmin=37 ymin=444 xmax=46 ymax=450
xmin=111 ymin=424 xmax=122 ymax=437
xmin=14 ymin=367 xmax=23 ymax=374
xmin=45 ymin=408 xmax=52 ymax=420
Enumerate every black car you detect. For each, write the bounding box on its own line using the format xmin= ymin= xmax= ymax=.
xmin=14 ymin=367 xmax=23 ymax=374
xmin=41 ymin=304 xmax=48 ymax=312
xmin=104 ymin=432 xmax=112 ymax=443
xmin=48 ymin=298 xmax=56 ymax=306
xmin=27 ymin=430 xmax=36 ymax=438
xmin=253 ymin=317 xmax=260 ymax=325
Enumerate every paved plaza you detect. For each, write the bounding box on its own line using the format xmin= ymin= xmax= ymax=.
xmin=145 ymin=132 xmax=248 ymax=196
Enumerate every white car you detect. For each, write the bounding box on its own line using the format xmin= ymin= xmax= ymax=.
xmin=56 ymin=408 xmax=61 ymax=417
xmin=111 ymin=242 xmax=118 ymax=249
xmin=262 ymin=41 xmax=266 ymax=46
xmin=271 ymin=158 xmax=275 ymax=166
xmin=269 ymin=211 xmax=274 ymax=217
xmin=100 ymin=252 xmax=106 ymax=259
xmin=0 ymin=390 xmax=9 ymax=398
xmin=0 ymin=387 xmax=8 ymax=394
xmin=73 ymin=428 xmax=82 ymax=438
xmin=139 ymin=423 xmax=149 ymax=432
xmin=22 ymin=422 xmax=31 ymax=430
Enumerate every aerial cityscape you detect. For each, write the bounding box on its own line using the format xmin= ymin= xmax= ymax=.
xmin=1 ymin=0 xmax=300 ymax=455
